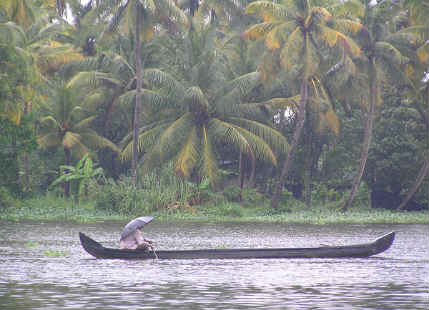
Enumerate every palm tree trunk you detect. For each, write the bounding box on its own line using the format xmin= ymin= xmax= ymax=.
xmin=132 ymin=5 xmax=142 ymax=186
xmin=304 ymin=115 xmax=313 ymax=208
xmin=342 ymin=59 xmax=377 ymax=212
xmin=271 ymin=78 xmax=308 ymax=209
xmin=397 ymin=157 xmax=429 ymax=210
xmin=238 ymin=150 xmax=244 ymax=202
xmin=249 ymin=155 xmax=256 ymax=188
xmin=398 ymin=85 xmax=429 ymax=210
xmin=64 ymin=147 xmax=71 ymax=197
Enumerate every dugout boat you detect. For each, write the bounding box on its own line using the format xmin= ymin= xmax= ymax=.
xmin=79 ymin=231 xmax=395 ymax=260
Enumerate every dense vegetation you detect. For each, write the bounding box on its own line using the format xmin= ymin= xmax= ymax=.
xmin=0 ymin=0 xmax=428 ymax=220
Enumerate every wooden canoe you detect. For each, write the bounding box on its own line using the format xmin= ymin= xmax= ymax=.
xmin=79 ymin=231 xmax=395 ymax=260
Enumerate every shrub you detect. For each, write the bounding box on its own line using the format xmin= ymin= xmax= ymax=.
xmin=93 ymin=177 xmax=150 ymax=214
xmin=312 ymin=183 xmax=342 ymax=205
xmin=241 ymin=187 xmax=266 ymax=207
xmin=0 ymin=186 xmax=20 ymax=210
xmin=206 ymin=202 xmax=245 ymax=217
xmin=279 ymin=189 xmax=294 ymax=206
xmin=222 ymin=184 xmax=242 ymax=202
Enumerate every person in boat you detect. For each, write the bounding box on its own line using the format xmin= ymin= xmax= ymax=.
xmin=119 ymin=216 xmax=155 ymax=251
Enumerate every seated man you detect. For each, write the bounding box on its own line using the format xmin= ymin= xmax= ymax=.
xmin=119 ymin=228 xmax=155 ymax=250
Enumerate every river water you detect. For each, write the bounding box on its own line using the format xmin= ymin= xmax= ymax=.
xmin=0 ymin=221 xmax=427 ymax=309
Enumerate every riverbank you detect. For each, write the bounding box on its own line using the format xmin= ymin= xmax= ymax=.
xmin=1 ymin=196 xmax=427 ymax=224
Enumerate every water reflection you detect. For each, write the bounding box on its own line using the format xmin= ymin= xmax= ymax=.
xmin=0 ymin=222 xmax=428 ymax=309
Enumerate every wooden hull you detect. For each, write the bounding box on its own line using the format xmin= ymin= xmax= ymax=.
xmin=79 ymin=231 xmax=395 ymax=260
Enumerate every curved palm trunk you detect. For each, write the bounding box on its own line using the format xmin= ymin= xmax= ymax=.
xmin=64 ymin=147 xmax=71 ymax=197
xmin=271 ymin=79 xmax=308 ymax=209
xmin=238 ymin=150 xmax=244 ymax=201
xmin=249 ymin=155 xmax=256 ymax=188
xmin=304 ymin=115 xmax=313 ymax=208
xmin=342 ymin=59 xmax=377 ymax=212
xmin=132 ymin=6 xmax=143 ymax=186
xmin=398 ymin=86 xmax=429 ymax=210
xmin=397 ymin=157 xmax=429 ymax=210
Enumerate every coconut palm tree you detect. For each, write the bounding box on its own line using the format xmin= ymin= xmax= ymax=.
xmin=120 ymin=23 xmax=289 ymax=187
xmin=0 ymin=2 xmax=83 ymax=127
xmin=0 ymin=0 xmax=35 ymax=29
xmin=335 ymin=0 xmax=420 ymax=211
xmin=95 ymin=0 xmax=188 ymax=185
xmin=38 ymin=81 xmax=119 ymax=196
xmin=397 ymin=0 xmax=429 ymax=210
xmin=244 ymin=0 xmax=361 ymax=208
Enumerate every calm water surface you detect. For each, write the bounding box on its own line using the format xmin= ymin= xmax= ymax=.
xmin=0 ymin=221 xmax=428 ymax=309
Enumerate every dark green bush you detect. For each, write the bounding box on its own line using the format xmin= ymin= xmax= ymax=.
xmin=222 ymin=184 xmax=242 ymax=202
xmin=241 ymin=187 xmax=266 ymax=207
xmin=205 ymin=203 xmax=245 ymax=217
xmin=0 ymin=186 xmax=20 ymax=210
xmin=93 ymin=177 xmax=149 ymax=214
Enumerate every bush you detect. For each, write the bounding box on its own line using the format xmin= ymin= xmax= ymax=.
xmin=93 ymin=164 xmax=217 ymax=215
xmin=202 ymin=202 xmax=245 ymax=217
xmin=280 ymin=189 xmax=294 ymax=206
xmin=0 ymin=186 xmax=20 ymax=210
xmin=222 ymin=185 xmax=242 ymax=202
xmin=93 ymin=177 xmax=151 ymax=214
xmin=312 ymin=183 xmax=342 ymax=205
xmin=241 ymin=187 xmax=266 ymax=207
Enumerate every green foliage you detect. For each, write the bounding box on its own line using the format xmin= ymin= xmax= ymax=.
xmin=0 ymin=116 xmax=37 ymax=195
xmin=51 ymin=153 xmax=105 ymax=203
xmin=311 ymin=184 xmax=342 ymax=204
xmin=24 ymin=241 xmax=38 ymax=248
xmin=222 ymin=184 xmax=242 ymax=202
xmin=0 ymin=0 xmax=427 ymax=218
xmin=241 ymin=187 xmax=266 ymax=207
xmin=93 ymin=163 xmax=212 ymax=214
xmin=200 ymin=202 xmax=246 ymax=217
xmin=0 ymin=186 xmax=20 ymax=210
xmin=0 ymin=44 xmax=29 ymax=119
xmin=366 ymin=95 xmax=426 ymax=197
xmin=43 ymin=249 xmax=67 ymax=257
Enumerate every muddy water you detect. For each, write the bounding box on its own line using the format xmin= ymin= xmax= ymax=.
xmin=0 ymin=221 xmax=428 ymax=309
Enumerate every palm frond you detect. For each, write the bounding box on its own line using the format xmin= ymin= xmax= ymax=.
xmin=73 ymin=116 xmax=96 ymax=131
xmin=62 ymin=131 xmax=81 ymax=149
xmin=243 ymin=22 xmax=281 ymax=41
xmin=0 ymin=21 xmax=26 ymax=45
xmin=67 ymin=71 xmax=121 ymax=90
xmin=374 ymin=41 xmax=406 ymax=66
xmin=154 ymin=113 xmax=193 ymax=162
xmin=175 ymin=126 xmax=200 ymax=179
xmin=141 ymin=89 xmax=171 ymax=108
xmin=37 ymin=132 xmax=61 ymax=148
xmin=200 ymin=125 xmax=220 ymax=187
xmin=156 ymin=0 xmax=189 ymax=27
xmin=120 ymin=122 xmax=170 ymax=161
xmin=232 ymin=125 xmax=277 ymax=165
xmin=265 ymin=21 xmax=297 ymax=50
xmin=143 ymin=68 xmax=186 ymax=99
xmin=224 ymin=71 xmax=261 ymax=100
xmin=245 ymin=1 xmax=292 ymax=22
xmin=417 ymin=42 xmax=429 ymax=65
xmin=333 ymin=19 xmax=363 ymax=36
xmin=81 ymin=131 xmax=120 ymax=153
xmin=39 ymin=115 xmax=60 ymax=130
xmin=330 ymin=0 xmax=364 ymax=19
xmin=228 ymin=117 xmax=289 ymax=155
xmin=69 ymin=139 xmax=90 ymax=160
xmin=185 ymin=86 xmax=209 ymax=110
xmin=208 ymin=118 xmax=252 ymax=154
xmin=280 ymin=27 xmax=304 ymax=71
xmin=118 ymin=90 xmax=137 ymax=107
xmin=319 ymin=26 xmax=361 ymax=58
